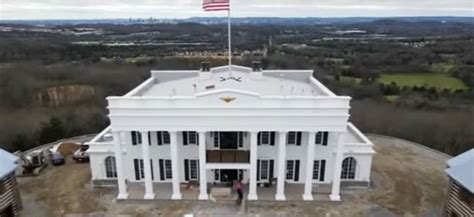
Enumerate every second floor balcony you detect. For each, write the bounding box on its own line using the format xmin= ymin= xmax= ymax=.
xmin=207 ymin=150 xmax=250 ymax=163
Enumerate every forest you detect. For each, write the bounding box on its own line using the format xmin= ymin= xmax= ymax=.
xmin=0 ymin=19 xmax=472 ymax=155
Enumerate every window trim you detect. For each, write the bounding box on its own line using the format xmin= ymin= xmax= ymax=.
xmin=164 ymin=159 xmax=172 ymax=179
xmin=260 ymin=131 xmax=271 ymax=145
xmin=259 ymin=159 xmax=270 ymax=181
xmin=104 ymin=156 xmax=117 ymax=178
xmin=341 ymin=157 xmax=357 ymax=180
xmin=185 ymin=159 xmax=199 ymax=181
xmin=287 ymin=132 xmax=296 ymax=145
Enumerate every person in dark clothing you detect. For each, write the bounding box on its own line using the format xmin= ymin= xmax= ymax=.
xmin=234 ymin=179 xmax=243 ymax=205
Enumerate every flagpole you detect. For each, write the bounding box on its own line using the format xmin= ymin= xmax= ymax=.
xmin=227 ymin=2 xmax=232 ymax=71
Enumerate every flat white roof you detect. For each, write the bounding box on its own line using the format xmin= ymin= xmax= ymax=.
xmin=128 ymin=65 xmax=335 ymax=98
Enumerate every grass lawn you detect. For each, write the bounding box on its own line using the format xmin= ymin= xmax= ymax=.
xmin=378 ymin=73 xmax=468 ymax=91
xmin=385 ymin=95 xmax=399 ymax=102
xmin=432 ymin=63 xmax=457 ymax=73
xmin=340 ymin=76 xmax=362 ymax=84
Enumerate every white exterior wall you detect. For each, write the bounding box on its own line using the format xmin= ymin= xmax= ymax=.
xmin=88 ymin=131 xmax=372 ymax=184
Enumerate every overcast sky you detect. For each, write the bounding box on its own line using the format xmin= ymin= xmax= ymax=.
xmin=1 ymin=0 xmax=473 ymax=20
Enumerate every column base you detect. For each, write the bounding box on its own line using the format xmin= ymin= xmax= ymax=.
xmin=144 ymin=193 xmax=155 ymax=200
xmin=247 ymin=194 xmax=258 ymax=201
xmin=171 ymin=193 xmax=182 ymax=200
xmin=275 ymin=194 xmax=286 ymax=201
xmin=302 ymin=194 xmax=313 ymax=201
xmin=198 ymin=194 xmax=209 ymax=200
xmin=117 ymin=193 xmax=129 ymax=200
xmin=329 ymin=194 xmax=341 ymax=201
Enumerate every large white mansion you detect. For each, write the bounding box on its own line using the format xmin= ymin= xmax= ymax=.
xmin=87 ymin=63 xmax=374 ymax=201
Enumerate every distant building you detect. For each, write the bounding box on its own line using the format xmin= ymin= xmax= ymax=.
xmin=87 ymin=63 xmax=374 ymax=201
xmin=0 ymin=149 xmax=21 ymax=217
xmin=445 ymin=149 xmax=474 ymax=217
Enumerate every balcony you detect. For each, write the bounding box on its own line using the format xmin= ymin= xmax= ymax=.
xmin=207 ymin=150 xmax=250 ymax=163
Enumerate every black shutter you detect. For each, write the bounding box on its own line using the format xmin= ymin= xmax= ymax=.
xmin=269 ymin=160 xmax=274 ymax=180
xmin=183 ymin=132 xmax=188 ymax=146
xmin=257 ymin=132 xmax=261 ymax=145
xmin=294 ymin=160 xmax=300 ymax=181
xmin=214 ymin=132 xmax=219 ymax=148
xmin=320 ymin=160 xmax=326 ymax=182
xmin=148 ymin=132 xmax=151 ymax=146
xmin=150 ymin=159 xmax=154 ymax=180
xmin=134 ymin=159 xmax=140 ymax=180
xmin=132 ymin=132 xmax=137 ymax=145
xmin=296 ymin=132 xmax=302 ymax=146
xmin=157 ymin=132 xmax=162 ymax=145
xmin=238 ymin=132 xmax=243 ymax=148
xmin=197 ymin=133 xmax=200 ymax=146
xmin=257 ymin=160 xmax=260 ymax=181
xmin=159 ymin=159 xmax=165 ymax=181
xmin=270 ymin=132 xmax=275 ymax=146
xmin=323 ymin=132 xmax=329 ymax=146
xmin=184 ymin=159 xmax=189 ymax=181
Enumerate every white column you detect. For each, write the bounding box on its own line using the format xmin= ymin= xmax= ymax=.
xmin=330 ymin=133 xmax=344 ymax=201
xmin=112 ymin=131 xmax=129 ymax=199
xmin=248 ymin=131 xmax=258 ymax=200
xmin=303 ymin=132 xmax=316 ymax=201
xmin=140 ymin=131 xmax=154 ymax=199
xmin=198 ymin=131 xmax=208 ymax=200
xmin=170 ymin=131 xmax=182 ymax=200
xmin=275 ymin=131 xmax=287 ymax=201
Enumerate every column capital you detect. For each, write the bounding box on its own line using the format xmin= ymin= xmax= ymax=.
xmin=278 ymin=131 xmax=288 ymax=134
xmin=197 ymin=130 xmax=207 ymax=134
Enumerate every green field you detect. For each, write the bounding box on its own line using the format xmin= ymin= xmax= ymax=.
xmin=378 ymin=73 xmax=468 ymax=91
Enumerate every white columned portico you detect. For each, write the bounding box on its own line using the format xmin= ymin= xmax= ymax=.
xmin=198 ymin=131 xmax=208 ymax=200
xmin=248 ymin=131 xmax=258 ymax=200
xmin=169 ymin=131 xmax=182 ymax=200
xmin=112 ymin=131 xmax=129 ymax=199
xmin=303 ymin=132 xmax=316 ymax=201
xmin=140 ymin=131 xmax=155 ymax=199
xmin=275 ymin=131 xmax=287 ymax=201
xmin=330 ymin=133 xmax=344 ymax=201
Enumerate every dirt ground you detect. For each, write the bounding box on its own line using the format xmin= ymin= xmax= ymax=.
xmin=17 ymin=135 xmax=449 ymax=217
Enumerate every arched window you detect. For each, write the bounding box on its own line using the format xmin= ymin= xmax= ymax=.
xmin=105 ymin=156 xmax=117 ymax=178
xmin=341 ymin=157 xmax=356 ymax=180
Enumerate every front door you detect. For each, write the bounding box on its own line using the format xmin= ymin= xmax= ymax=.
xmin=220 ymin=169 xmax=238 ymax=183
xmin=219 ymin=132 xmax=239 ymax=149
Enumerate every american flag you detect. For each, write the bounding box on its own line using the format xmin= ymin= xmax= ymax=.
xmin=203 ymin=0 xmax=230 ymax=11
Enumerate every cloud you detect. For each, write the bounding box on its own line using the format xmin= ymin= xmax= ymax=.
xmin=0 ymin=0 xmax=473 ymax=19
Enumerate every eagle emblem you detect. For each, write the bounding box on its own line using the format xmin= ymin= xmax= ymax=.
xmin=220 ymin=96 xmax=236 ymax=103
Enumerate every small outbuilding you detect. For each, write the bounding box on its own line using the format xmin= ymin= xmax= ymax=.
xmin=444 ymin=149 xmax=474 ymax=217
xmin=0 ymin=149 xmax=22 ymax=217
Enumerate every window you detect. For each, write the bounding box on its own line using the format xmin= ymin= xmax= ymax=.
xmin=315 ymin=132 xmax=328 ymax=146
xmin=258 ymin=131 xmax=275 ymax=146
xmin=134 ymin=159 xmax=145 ymax=180
xmin=258 ymin=160 xmax=273 ymax=180
xmin=104 ymin=156 xmax=117 ymax=178
xmin=238 ymin=132 xmax=244 ymax=148
xmin=184 ymin=159 xmax=199 ymax=181
xmin=134 ymin=159 xmax=154 ymax=180
xmin=341 ymin=157 xmax=357 ymax=180
xmin=183 ymin=131 xmax=198 ymax=145
xmin=164 ymin=160 xmax=172 ymax=179
xmin=261 ymin=132 xmax=270 ymax=145
xmin=157 ymin=131 xmax=170 ymax=145
xmin=287 ymin=131 xmax=302 ymax=145
xmin=312 ymin=160 xmax=326 ymax=181
xmin=286 ymin=160 xmax=300 ymax=181
xmin=131 ymin=131 xmax=142 ymax=145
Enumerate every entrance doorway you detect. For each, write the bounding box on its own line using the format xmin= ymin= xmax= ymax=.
xmin=215 ymin=132 xmax=244 ymax=149
xmin=215 ymin=169 xmax=244 ymax=183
